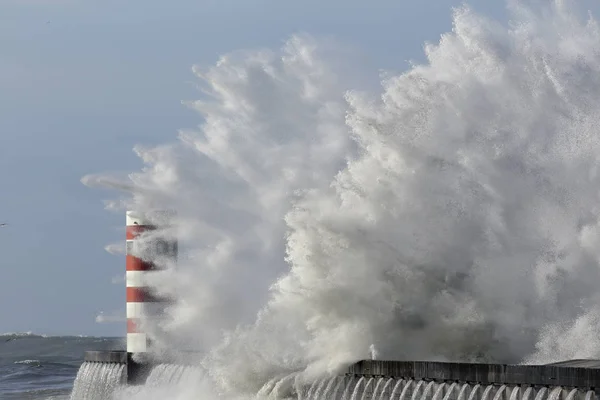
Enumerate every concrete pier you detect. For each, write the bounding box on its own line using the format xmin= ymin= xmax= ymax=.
xmin=84 ymin=350 xmax=151 ymax=384
xmin=83 ymin=349 xmax=200 ymax=385
xmin=348 ymin=360 xmax=600 ymax=389
xmin=82 ymin=350 xmax=600 ymax=391
xmin=84 ymin=350 xmax=127 ymax=364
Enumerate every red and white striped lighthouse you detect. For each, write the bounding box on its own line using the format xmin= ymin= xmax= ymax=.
xmin=125 ymin=210 xmax=176 ymax=354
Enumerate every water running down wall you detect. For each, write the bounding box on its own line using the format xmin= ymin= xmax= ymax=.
xmin=70 ymin=355 xmax=600 ymax=400
xmin=296 ymin=377 xmax=595 ymax=400
xmin=70 ymin=362 xmax=125 ymax=400
xmin=69 ymin=361 xmax=599 ymax=400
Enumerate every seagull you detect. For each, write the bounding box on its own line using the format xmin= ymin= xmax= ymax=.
xmin=0 ymin=223 xmax=8 ymax=227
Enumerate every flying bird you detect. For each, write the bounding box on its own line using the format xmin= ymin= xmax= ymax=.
xmin=0 ymin=223 xmax=8 ymax=227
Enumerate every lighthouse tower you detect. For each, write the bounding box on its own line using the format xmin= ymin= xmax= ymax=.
xmin=125 ymin=210 xmax=177 ymax=354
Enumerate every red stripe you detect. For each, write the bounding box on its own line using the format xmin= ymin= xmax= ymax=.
xmin=127 ymin=318 xmax=142 ymax=333
xmin=126 ymin=225 xmax=155 ymax=240
xmin=126 ymin=287 xmax=163 ymax=302
xmin=126 ymin=255 xmax=154 ymax=271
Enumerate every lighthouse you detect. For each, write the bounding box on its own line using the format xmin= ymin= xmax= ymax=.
xmin=125 ymin=210 xmax=177 ymax=354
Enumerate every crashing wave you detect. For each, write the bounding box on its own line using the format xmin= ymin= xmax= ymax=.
xmin=88 ymin=0 xmax=600 ymax=398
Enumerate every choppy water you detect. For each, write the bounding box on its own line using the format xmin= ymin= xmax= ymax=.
xmin=0 ymin=333 xmax=123 ymax=400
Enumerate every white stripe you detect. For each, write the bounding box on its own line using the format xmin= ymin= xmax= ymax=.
xmin=127 ymin=333 xmax=148 ymax=353
xmin=126 ymin=271 xmax=147 ymax=288
xmin=127 ymin=209 xmax=176 ymax=226
xmin=126 ymin=211 xmax=153 ymax=227
xmin=126 ymin=302 xmax=166 ymax=319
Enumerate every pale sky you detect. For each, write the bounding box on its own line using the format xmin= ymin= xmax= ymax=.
xmin=0 ymin=0 xmax=592 ymax=336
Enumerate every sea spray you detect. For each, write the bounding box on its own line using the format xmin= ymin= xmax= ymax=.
xmin=83 ymin=0 xmax=600 ymax=398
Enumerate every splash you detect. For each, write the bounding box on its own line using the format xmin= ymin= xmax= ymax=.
xmin=70 ymin=362 xmax=125 ymax=400
xmin=83 ymin=0 xmax=600 ymax=398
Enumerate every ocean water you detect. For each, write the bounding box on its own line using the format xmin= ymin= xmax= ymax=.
xmin=0 ymin=333 xmax=123 ymax=400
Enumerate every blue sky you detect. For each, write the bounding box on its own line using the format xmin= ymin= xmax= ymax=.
xmin=0 ymin=0 xmax=586 ymax=336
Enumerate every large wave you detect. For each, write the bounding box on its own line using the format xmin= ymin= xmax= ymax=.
xmin=83 ymin=0 xmax=600 ymax=397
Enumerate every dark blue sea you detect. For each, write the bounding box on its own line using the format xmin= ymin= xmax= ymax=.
xmin=0 ymin=333 xmax=123 ymax=400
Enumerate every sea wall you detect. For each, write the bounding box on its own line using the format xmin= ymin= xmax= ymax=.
xmin=81 ymin=351 xmax=600 ymax=394
xmin=347 ymin=360 xmax=600 ymax=389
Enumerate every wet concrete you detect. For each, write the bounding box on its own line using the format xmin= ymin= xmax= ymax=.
xmin=348 ymin=360 xmax=600 ymax=389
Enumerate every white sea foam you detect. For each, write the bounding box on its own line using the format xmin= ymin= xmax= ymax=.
xmin=84 ymin=0 xmax=600 ymax=398
xmin=14 ymin=359 xmax=41 ymax=364
xmin=1 ymin=332 xmax=48 ymax=338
